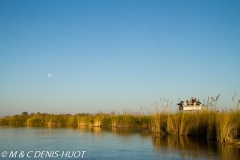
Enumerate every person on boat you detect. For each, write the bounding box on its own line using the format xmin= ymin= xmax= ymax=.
xmin=190 ymin=97 xmax=194 ymax=105
xmin=196 ymin=99 xmax=201 ymax=105
xmin=177 ymin=101 xmax=184 ymax=110
xmin=177 ymin=101 xmax=184 ymax=106
xmin=192 ymin=97 xmax=197 ymax=103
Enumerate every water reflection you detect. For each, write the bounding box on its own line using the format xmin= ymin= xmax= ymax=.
xmin=80 ymin=126 xmax=240 ymax=160
xmin=217 ymin=143 xmax=240 ymax=160
xmin=152 ymin=135 xmax=240 ymax=160
xmin=1 ymin=126 xmax=240 ymax=160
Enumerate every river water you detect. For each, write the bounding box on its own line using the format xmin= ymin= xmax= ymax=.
xmin=0 ymin=126 xmax=240 ymax=159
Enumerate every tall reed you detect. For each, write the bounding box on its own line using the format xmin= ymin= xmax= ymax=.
xmin=216 ymin=112 xmax=238 ymax=142
xmin=1 ymin=99 xmax=240 ymax=144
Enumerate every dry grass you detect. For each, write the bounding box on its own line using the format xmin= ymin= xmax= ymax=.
xmin=1 ymin=98 xmax=240 ymax=143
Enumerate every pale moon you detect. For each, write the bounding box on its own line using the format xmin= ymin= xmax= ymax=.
xmin=47 ymin=74 xmax=52 ymax=77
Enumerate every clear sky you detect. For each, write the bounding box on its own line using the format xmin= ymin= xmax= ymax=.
xmin=1 ymin=0 xmax=240 ymax=116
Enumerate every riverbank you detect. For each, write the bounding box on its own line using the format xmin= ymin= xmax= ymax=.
xmin=1 ymin=109 xmax=240 ymax=143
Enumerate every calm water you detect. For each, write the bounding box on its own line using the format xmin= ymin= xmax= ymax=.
xmin=1 ymin=126 xmax=240 ymax=160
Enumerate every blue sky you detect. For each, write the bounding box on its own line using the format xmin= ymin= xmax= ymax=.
xmin=1 ymin=0 xmax=240 ymax=116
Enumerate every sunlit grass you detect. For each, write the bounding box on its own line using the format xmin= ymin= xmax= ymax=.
xmin=1 ymin=95 xmax=240 ymax=143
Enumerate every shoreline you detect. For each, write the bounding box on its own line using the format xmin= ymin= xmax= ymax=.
xmin=1 ymin=109 xmax=240 ymax=144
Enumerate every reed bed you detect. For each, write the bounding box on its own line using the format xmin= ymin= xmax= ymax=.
xmin=1 ymin=101 xmax=240 ymax=144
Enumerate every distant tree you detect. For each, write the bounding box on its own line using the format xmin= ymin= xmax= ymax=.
xmin=21 ymin=111 xmax=28 ymax=116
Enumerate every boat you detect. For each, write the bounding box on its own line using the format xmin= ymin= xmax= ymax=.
xmin=178 ymin=103 xmax=202 ymax=111
xmin=177 ymin=98 xmax=202 ymax=111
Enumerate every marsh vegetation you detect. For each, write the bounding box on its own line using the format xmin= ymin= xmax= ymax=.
xmin=1 ymin=95 xmax=240 ymax=144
